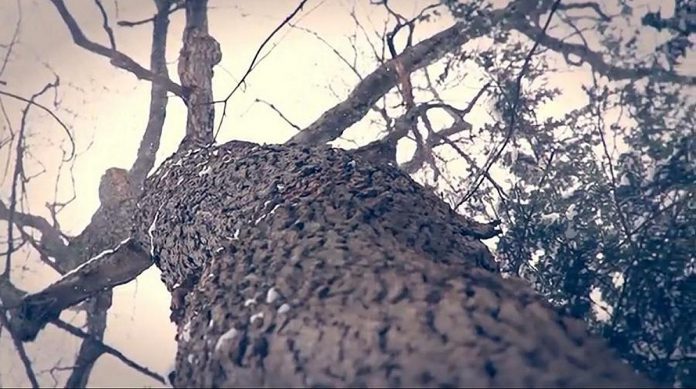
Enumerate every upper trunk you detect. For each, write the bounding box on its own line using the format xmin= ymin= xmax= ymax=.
xmin=134 ymin=141 xmax=650 ymax=388
xmin=177 ymin=0 xmax=221 ymax=148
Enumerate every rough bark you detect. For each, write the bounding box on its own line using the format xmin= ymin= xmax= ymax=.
xmin=177 ymin=0 xmax=221 ymax=148
xmin=130 ymin=140 xmax=651 ymax=388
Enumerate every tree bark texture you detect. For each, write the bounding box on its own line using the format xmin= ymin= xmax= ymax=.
xmin=132 ymin=141 xmax=651 ymax=388
xmin=178 ymin=0 xmax=221 ymax=147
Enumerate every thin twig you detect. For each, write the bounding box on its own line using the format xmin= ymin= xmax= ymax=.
xmin=213 ymin=0 xmax=309 ymax=139
xmin=0 ymin=0 xmax=21 ymax=79
xmin=117 ymin=1 xmax=184 ymax=27
xmin=456 ymin=0 xmax=562 ymax=208
xmin=3 ymin=79 xmax=60 ymax=281
xmin=0 ymin=89 xmax=75 ymax=160
xmin=254 ymin=98 xmax=301 ymax=131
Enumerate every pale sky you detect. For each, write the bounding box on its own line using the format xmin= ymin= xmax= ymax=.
xmin=0 ymin=0 xmax=688 ymax=387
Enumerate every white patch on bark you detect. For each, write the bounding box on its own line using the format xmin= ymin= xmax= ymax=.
xmin=250 ymin=312 xmax=264 ymax=324
xmin=182 ymin=321 xmax=191 ymax=342
xmin=61 ymin=237 xmax=132 ymax=279
xmin=254 ymin=204 xmax=282 ymax=225
xmin=198 ymin=165 xmax=212 ymax=176
xmin=147 ymin=211 xmax=160 ymax=257
xmin=215 ymin=327 xmax=239 ymax=352
xmin=278 ymin=303 xmax=291 ymax=314
xmin=266 ymin=287 xmax=280 ymax=304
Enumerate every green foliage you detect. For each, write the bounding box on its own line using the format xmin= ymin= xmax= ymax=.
xmin=435 ymin=1 xmax=695 ymax=386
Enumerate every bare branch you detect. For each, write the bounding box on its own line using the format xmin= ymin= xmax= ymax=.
xmin=0 ymin=312 xmax=39 ymax=388
xmin=0 ymin=0 xmax=21 ymax=80
xmin=52 ymin=319 xmax=166 ymax=384
xmin=558 ymin=2 xmax=611 ymax=21
xmin=128 ymin=0 xmax=173 ymax=187
xmin=93 ymin=0 xmax=117 ymax=49
xmin=254 ymin=98 xmax=301 ymax=131
xmin=511 ymin=13 xmax=696 ymax=85
xmin=3 ymin=79 xmax=61 ymax=281
xmin=117 ymin=1 xmax=184 ymax=27
xmin=287 ymin=11 xmax=504 ymax=146
xmin=0 ymin=201 xmax=71 ymax=264
xmin=213 ymin=0 xmax=309 ymax=139
xmin=435 ymin=133 xmax=509 ymax=200
xmin=14 ymin=225 xmax=64 ymax=273
xmin=48 ymin=0 xmax=184 ymax=97
xmin=9 ymin=238 xmax=152 ymax=342
xmin=65 ymin=291 xmax=112 ymax=388
xmin=0 ymin=89 xmax=75 ymax=160
xmin=289 ymin=23 xmax=363 ymax=80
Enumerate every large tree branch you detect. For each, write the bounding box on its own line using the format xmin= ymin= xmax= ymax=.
xmin=48 ymin=0 xmax=184 ymax=98
xmin=129 ymin=0 xmax=174 ymax=187
xmin=289 ymin=0 xmax=694 ymax=147
xmin=511 ymin=13 xmax=696 ymax=85
xmin=286 ymin=15 xmax=499 ymax=145
xmin=9 ymin=238 xmax=152 ymax=342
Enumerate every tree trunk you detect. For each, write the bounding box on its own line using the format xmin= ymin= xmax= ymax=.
xmin=133 ymin=141 xmax=651 ymax=388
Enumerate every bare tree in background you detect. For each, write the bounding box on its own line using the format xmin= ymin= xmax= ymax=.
xmin=1 ymin=0 xmax=693 ymax=387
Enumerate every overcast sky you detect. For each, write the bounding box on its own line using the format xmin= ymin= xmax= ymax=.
xmin=0 ymin=0 xmax=686 ymax=387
